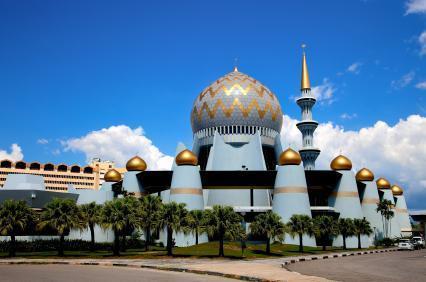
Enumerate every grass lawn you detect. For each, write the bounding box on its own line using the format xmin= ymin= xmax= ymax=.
xmin=0 ymin=241 xmax=383 ymax=259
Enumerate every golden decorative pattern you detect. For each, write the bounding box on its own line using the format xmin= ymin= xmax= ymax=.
xmin=356 ymin=168 xmax=374 ymax=182
xmin=376 ymin=177 xmax=391 ymax=189
xmin=126 ymin=156 xmax=147 ymax=171
xmin=330 ymin=191 xmax=359 ymax=198
xmin=175 ymin=149 xmax=198 ymax=166
xmin=395 ymin=208 xmax=408 ymax=213
xmin=170 ymin=188 xmax=203 ymax=195
xmin=274 ymin=187 xmax=307 ymax=194
xmin=192 ymin=98 xmax=281 ymax=122
xmin=391 ymin=184 xmax=403 ymax=195
xmin=104 ymin=169 xmax=121 ymax=182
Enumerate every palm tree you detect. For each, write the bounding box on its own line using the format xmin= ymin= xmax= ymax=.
xmin=79 ymin=202 xmax=102 ymax=252
xmin=139 ymin=195 xmax=162 ymax=251
xmin=313 ymin=215 xmax=338 ymax=251
xmin=353 ymin=218 xmax=373 ymax=249
xmin=38 ymin=198 xmax=81 ymax=256
xmin=376 ymin=200 xmax=393 ymax=238
xmin=120 ymin=197 xmax=141 ymax=252
xmin=0 ymin=200 xmax=35 ymax=257
xmin=287 ymin=214 xmax=314 ymax=253
xmin=337 ymin=218 xmax=355 ymax=250
xmin=101 ymin=199 xmax=128 ymax=256
xmin=203 ymin=205 xmax=244 ymax=257
xmin=186 ymin=210 xmax=205 ymax=245
xmin=158 ymin=202 xmax=188 ymax=256
xmin=250 ymin=211 xmax=285 ymax=254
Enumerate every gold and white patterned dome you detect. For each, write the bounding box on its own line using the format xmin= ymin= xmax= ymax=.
xmin=191 ymin=68 xmax=283 ymax=135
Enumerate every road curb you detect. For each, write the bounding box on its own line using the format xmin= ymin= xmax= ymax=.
xmin=0 ymin=260 xmax=274 ymax=282
xmin=281 ymin=248 xmax=398 ymax=267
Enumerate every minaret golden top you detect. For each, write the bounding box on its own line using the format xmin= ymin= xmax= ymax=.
xmin=301 ymin=44 xmax=311 ymax=90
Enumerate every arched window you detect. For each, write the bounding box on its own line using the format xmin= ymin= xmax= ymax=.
xmin=29 ymin=162 xmax=41 ymax=170
xmin=44 ymin=163 xmax=54 ymax=171
xmin=0 ymin=160 xmax=12 ymax=168
xmin=15 ymin=161 xmax=26 ymax=169
xmin=83 ymin=166 xmax=93 ymax=174
xmin=70 ymin=165 xmax=81 ymax=173
xmin=57 ymin=164 xmax=68 ymax=172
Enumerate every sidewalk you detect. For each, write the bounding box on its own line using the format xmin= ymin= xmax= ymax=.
xmin=0 ymin=257 xmax=330 ymax=282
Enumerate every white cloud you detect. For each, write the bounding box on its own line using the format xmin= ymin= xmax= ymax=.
xmin=340 ymin=113 xmax=358 ymax=120
xmin=418 ymin=31 xmax=426 ymax=56
xmin=37 ymin=138 xmax=49 ymax=145
xmin=391 ymin=71 xmax=415 ymax=89
xmin=62 ymin=125 xmax=173 ymax=170
xmin=0 ymin=144 xmax=24 ymax=161
xmin=405 ymin=0 xmax=426 ymax=15
xmin=346 ymin=62 xmax=362 ymax=74
xmin=311 ymin=78 xmax=336 ymax=105
xmin=415 ymin=81 xmax=426 ymax=89
xmin=281 ymin=114 xmax=426 ymax=209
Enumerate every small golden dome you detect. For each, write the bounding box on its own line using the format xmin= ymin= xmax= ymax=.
xmin=278 ymin=148 xmax=302 ymax=166
xmin=391 ymin=184 xmax=403 ymax=195
xmin=126 ymin=156 xmax=147 ymax=171
xmin=376 ymin=177 xmax=391 ymax=189
xmin=330 ymin=155 xmax=352 ymax=170
xmin=104 ymin=169 xmax=122 ymax=182
xmin=175 ymin=149 xmax=198 ymax=166
xmin=355 ymin=168 xmax=374 ymax=181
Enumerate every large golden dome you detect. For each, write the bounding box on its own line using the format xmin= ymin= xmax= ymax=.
xmin=126 ymin=156 xmax=147 ymax=171
xmin=330 ymin=155 xmax=352 ymax=170
xmin=355 ymin=168 xmax=374 ymax=181
xmin=391 ymin=184 xmax=403 ymax=195
xmin=175 ymin=149 xmax=198 ymax=166
xmin=104 ymin=169 xmax=122 ymax=182
xmin=376 ymin=177 xmax=391 ymax=189
xmin=190 ymin=69 xmax=283 ymax=134
xmin=278 ymin=148 xmax=302 ymax=166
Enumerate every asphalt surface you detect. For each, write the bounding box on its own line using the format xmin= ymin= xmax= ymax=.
xmin=0 ymin=265 xmax=237 ymax=282
xmin=287 ymin=248 xmax=426 ymax=282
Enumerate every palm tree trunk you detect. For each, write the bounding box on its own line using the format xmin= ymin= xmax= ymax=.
xmin=167 ymin=226 xmax=173 ymax=256
xmin=299 ymin=233 xmax=303 ymax=253
xmin=113 ymin=229 xmax=120 ymax=256
xmin=89 ymin=224 xmax=95 ymax=252
xmin=343 ymin=234 xmax=347 ymax=250
xmin=9 ymin=234 xmax=16 ymax=257
xmin=266 ymin=236 xmax=271 ymax=254
xmin=59 ymin=234 xmax=65 ymax=256
xmin=357 ymin=233 xmax=361 ymax=249
xmin=195 ymin=229 xmax=199 ymax=245
xmin=219 ymin=231 xmax=224 ymax=257
xmin=322 ymin=235 xmax=326 ymax=251
xmin=121 ymin=234 xmax=126 ymax=252
xmin=145 ymin=227 xmax=150 ymax=251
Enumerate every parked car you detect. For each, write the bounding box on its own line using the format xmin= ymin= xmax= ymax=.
xmin=412 ymin=236 xmax=425 ymax=249
xmin=398 ymin=239 xmax=414 ymax=251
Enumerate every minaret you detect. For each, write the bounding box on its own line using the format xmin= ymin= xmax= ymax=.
xmin=296 ymin=46 xmax=320 ymax=170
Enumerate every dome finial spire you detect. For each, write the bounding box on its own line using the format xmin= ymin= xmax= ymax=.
xmin=301 ymin=44 xmax=311 ymax=90
xmin=233 ymin=57 xmax=239 ymax=72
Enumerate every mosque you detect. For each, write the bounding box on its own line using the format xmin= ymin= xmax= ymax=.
xmin=0 ymin=50 xmax=413 ymax=248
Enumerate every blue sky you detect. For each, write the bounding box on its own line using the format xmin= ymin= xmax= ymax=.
xmin=1 ymin=1 xmax=426 ymax=207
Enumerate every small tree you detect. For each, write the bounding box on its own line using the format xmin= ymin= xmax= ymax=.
xmin=203 ymin=205 xmax=244 ymax=257
xmin=139 ymin=195 xmax=162 ymax=251
xmin=79 ymin=202 xmax=102 ymax=252
xmin=101 ymin=199 xmax=128 ymax=256
xmin=287 ymin=214 xmax=314 ymax=253
xmin=158 ymin=202 xmax=188 ymax=256
xmin=250 ymin=211 xmax=286 ymax=254
xmin=186 ymin=210 xmax=205 ymax=245
xmin=0 ymin=200 xmax=35 ymax=257
xmin=376 ymin=199 xmax=394 ymax=238
xmin=353 ymin=218 xmax=373 ymax=249
xmin=337 ymin=218 xmax=355 ymax=250
xmin=313 ymin=215 xmax=338 ymax=251
xmin=38 ymin=198 xmax=81 ymax=256
xmin=120 ymin=197 xmax=141 ymax=252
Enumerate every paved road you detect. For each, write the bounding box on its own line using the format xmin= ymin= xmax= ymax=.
xmin=0 ymin=265 xmax=237 ymax=282
xmin=287 ymin=249 xmax=426 ymax=282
